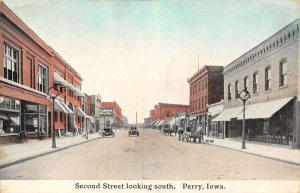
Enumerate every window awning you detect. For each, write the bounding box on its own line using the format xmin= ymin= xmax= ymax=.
xmin=157 ymin=120 xmax=165 ymax=127
xmin=212 ymin=106 xmax=243 ymax=122
xmin=58 ymin=100 xmax=73 ymax=114
xmin=189 ymin=116 xmax=197 ymax=121
xmin=169 ymin=117 xmax=176 ymax=125
xmin=54 ymin=99 xmax=68 ymax=113
xmin=77 ymin=107 xmax=86 ymax=117
xmin=237 ymin=97 xmax=293 ymax=120
xmin=54 ymin=72 xmax=69 ymax=88
xmin=155 ymin=120 xmax=162 ymax=126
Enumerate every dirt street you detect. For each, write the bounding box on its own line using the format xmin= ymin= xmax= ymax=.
xmin=0 ymin=129 xmax=299 ymax=180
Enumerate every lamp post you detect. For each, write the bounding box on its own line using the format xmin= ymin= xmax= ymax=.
xmin=48 ymin=87 xmax=60 ymax=148
xmin=238 ymin=89 xmax=251 ymax=149
xmin=174 ymin=114 xmax=177 ymax=130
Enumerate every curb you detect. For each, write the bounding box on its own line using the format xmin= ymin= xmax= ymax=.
xmin=205 ymin=142 xmax=300 ymax=167
xmin=0 ymin=136 xmax=102 ymax=169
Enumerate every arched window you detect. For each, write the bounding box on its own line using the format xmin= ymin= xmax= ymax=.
xmin=253 ymin=72 xmax=259 ymax=94
xmin=244 ymin=76 xmax=249 ymax=91
xmin=265 ymin=67 xmax=271 ymax=91
xmin=279 ymin=59 xmax=287 ymax=87
xmin=235 ymin=80 xmax=239 ymax=99
xmin=227 ymin=84 xmax=232 ymax=101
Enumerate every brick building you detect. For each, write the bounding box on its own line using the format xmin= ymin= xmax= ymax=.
xmin=149 ymin=103 xmax=189 ymax=122
xmin=187 ymin=66 xmax=224 ymax=135
xmin=101 ymin=101 xmax=122 ymax=127
xmin=213 ymin=19 xmax=300 ymax=148
xmin=52 ymin=51 xmax=85 ymax=136
xmin=0 ymin=2 xmax=85 ymax=141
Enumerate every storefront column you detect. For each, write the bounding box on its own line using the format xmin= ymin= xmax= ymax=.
xmin=293 ymin=97 xmax=300 ymax=149
xmin=0 ymin=35 xmax=4 ymax=77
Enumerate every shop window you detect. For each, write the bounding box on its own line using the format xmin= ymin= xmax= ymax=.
xmin=244 ymin=76 xmax=249 ymax=91
xmin=38 ymin=65 xmax=48 ymax=93
xmin=4 ymin=43 xmax=19 ymax=83
xmin=0 ymin=96 xmax=4 ymax=108
xmin=0 ymin=113 xmax=20 ymax=135
xmin=279 ymin=59 xmax=287 ymax=87
xmin=253 ymin=72 xmax=259 ymax=94
xmin=228 ymin=84 xmax=232 ymax=101
xmin=265 ymin=67 xmax=271 ymax=91
xmin=10 ymin=99 xmax=15 ymax=110
xmin=4 ymin=98 xmax=10 ymax=109
xmin=235 ymin=80 xmax=239 ymax=99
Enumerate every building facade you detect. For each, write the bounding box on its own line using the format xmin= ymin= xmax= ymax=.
xmin=52 ymin=51 xmax=85 ymax=136
xmin=0 ymin=2 xmax=85 ymax=142
xmin=187 ymin=66 xmax=224 ymax=135
xmin=149 ymin=103 xmax=189 ymax=122
xmin=89 ymin=94 xmax=102 ymax=131
xmin=214 ymin=19 xmax=300 ymax=148
xmin=101 ymin=101 xmax=122 ymax=128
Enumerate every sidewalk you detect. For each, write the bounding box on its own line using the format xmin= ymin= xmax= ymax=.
xmin=0 ymin=132 xmax=102 ymax=169
xmin=150 ymin=129 xmax=300 ymax=166
xmin=203 ymin=136 xmax=300 ymax=166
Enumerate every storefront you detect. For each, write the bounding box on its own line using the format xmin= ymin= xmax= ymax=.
xmin=213 ymin=97 xmax=295 ymax=145
xmin=0 ymin=96 xmax=21 ymax=137
xmin=22 ymin=101 xmax=47 ymax=138
xmin=0 ymin=95 xmax=48 ymax=140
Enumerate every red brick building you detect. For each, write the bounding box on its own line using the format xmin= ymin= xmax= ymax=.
xmin=0 ymin=2 xmax=85 ymax=141
xmin=52 ymin=51 xmax=85 ymax=135
xmin=101 ymin=101 xmax=122 ymax=127
xmin=187 ymin=65 xmax=224 ymax=134
xmin=150 ymin=103 xmax=189 ymax=122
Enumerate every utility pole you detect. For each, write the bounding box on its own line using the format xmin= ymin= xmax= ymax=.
xmin=136 ymin=111 xmax=137 ymax=127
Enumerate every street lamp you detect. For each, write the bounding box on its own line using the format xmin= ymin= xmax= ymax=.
xmin=48 ymin=86 xmax=60 ymax=148
xmin=238 ymin=89 xmax=251 ymax=149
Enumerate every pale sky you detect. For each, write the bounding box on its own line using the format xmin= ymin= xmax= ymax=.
xmin=3 ymin=0 xmax=299 ymax=123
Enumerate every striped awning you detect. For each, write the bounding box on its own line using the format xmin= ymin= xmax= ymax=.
xmin=54 ymin=99 xmax=68 ymax=113
xmin=77 ymin=107 xmax=86 ymax=117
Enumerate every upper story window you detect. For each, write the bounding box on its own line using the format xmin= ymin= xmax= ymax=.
xmin=205 ymin=77 xmax=208 ymax=89
xmin=279 ymin=59 xmax=287 ymax=87
xmin=244 ymin=76 xmax=249 ymax=91
xmin=4 ymin=44 xmax=19 ymax=83
xmin=265 ymin=67 xmax=271 ymax=91
xmin=38 ymin=65 xmax=48 ymax=93
xmin=235 ymin=80 xmax=239 ymax=99
xmin=253 ymin=72 xmax=259 ymax=94
xmin=202 ymin=79 xmax=204 ymax=91
xmin=227 ymin=84 xmax=232 ymax=101
xmin=195 ymin=84 xmax=197 ymax=94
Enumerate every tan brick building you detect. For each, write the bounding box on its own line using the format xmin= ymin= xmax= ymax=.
xmin=214 ymin=19 xmax=300 ymax=148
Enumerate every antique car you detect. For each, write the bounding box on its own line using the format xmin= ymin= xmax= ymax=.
xmin=128 ymin=126 xmax=139 ymax=136
xmin=102 ymin=127 xmax=115 ymax=138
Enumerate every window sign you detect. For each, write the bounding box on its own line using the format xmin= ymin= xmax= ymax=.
xmin=33 ymin=117 xmax=38 ymax=128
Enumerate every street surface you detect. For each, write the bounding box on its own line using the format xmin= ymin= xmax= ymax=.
xmin=0 ymin=129 xmax=299 ymax=180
